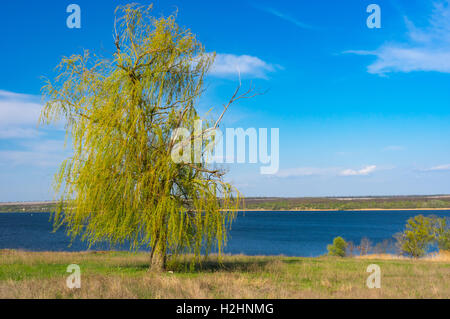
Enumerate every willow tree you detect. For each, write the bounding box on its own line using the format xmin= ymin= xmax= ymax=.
xmin=40 ymin=4 xmax=250 ymax=271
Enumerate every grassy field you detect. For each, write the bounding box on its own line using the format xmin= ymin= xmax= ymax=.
xmin=0 ymin=250 xmax=449 ymax=298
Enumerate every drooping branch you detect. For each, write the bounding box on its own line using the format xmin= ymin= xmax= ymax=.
xmin=40 ymin=4 xmax=245 ymax=271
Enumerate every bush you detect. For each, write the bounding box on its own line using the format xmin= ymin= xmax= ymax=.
xmin=431 ymin=217 xmax=450 ymax=251
xmin=395 ymin=215 xmax=435 ymax=258
xmin=327 ymin=236 xmax=347 ymax=257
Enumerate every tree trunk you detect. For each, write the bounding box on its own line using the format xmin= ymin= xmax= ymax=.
xmin=150 ymin=241 xmax=166 ymax=272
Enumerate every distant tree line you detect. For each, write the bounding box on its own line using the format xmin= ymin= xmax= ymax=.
xmin=244 ymin=197 xmax=450 ymax=211
xmin=3 ymin=197 xmax=450 ymax=213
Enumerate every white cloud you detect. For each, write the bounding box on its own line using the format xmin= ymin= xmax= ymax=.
xmin=347 ymin=1 xmax=450 ymax=74
xmin=277 ymin=165 xmax=379 ymax=178
xmin=424 ymin=164 xmax=450 ymax=171
xmin=339 ymin=165 xmax=377 ymax=176
xmin=0 ymin=90 xmax=42 ymax=139
xmin=0 ymin=90 xmax=69 ymax=169
xmin=0 ymin=128 xmax=40 ymax=139
xmin=209 ymin=54 xmax=278 ymax=79
xmin=0 ymin=140 xmax=68 ymax=167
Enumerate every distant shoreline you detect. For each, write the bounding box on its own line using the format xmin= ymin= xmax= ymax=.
xmin=0 ymin=201 xmax=57 ymax=206
xmin=239 ymin=208 xmax=450 ymax=212
xmin=3 ymin=197 xmax=450 ymax=213
xmin=2 ymin=208 xmax=450 ymax=214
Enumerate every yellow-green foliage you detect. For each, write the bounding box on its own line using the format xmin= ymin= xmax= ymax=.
xmin=432 ymin=217 xmax=450 ymax=251
xmin=40 ymin=4 xmax=239 ymax=266
xmin=327 ymin=236 xmax=347 ymax=257
xmin=396 ymin=215 xmax=435 ymax=258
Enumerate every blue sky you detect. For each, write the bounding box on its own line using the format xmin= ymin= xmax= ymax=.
xmin=2 ymin=0 xmax=450 ymax=201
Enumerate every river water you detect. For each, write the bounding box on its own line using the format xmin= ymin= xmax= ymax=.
xmin=1 ymin=211 xmax=449 ymax=256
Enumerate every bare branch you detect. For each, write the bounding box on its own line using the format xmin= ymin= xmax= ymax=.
xmin=213 ymin=82 xmax=266 ymax=129
xmin=183 ymin=163 xmax=225 ymax=178
xmin=114 ymin=16 xmax=121 ymax=53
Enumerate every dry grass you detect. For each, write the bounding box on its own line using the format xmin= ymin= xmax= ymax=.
xmin=424 ymin=251 xmax=450 ymax=262
xmin=356 ymin=251 xmax=450 ymax=262
xmin=0 ymin=250 xmax=449 ymax=299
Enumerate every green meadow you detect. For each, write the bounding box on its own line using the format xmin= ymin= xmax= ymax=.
xmin=1 ymin=250 xmax=448 ymax=299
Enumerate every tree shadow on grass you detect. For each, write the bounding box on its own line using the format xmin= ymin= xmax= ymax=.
xmin=112 ymin=254 xmax=309 ymax=274
xmin=166 ymin=257 xmax=272 ymax=273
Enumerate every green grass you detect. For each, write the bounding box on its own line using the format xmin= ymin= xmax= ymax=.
xmin=0 ymin=250 xmax=449 ymax=298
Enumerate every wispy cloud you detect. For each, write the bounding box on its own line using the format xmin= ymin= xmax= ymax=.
xmin=209 ymin=54 xmax=279 ymax=79
xmin=276 ymin=167 xmax=338 ymax=178
xmin=253 ymin=4 xmax=314 ymax=30
xmin=0 ymin=90 xmax=69 ymax=168
xmin=339 ymin=165 xmax=377 ymax=176
xmin=423 ymin=164 xmax=450 ymax=171
xmin=0 ymin=140 xmax=68 ymax=167
xmin=277 ymin=165 xmax=378 ymax=178
xmin=347 ymin=1 xmax=450 ymax=75
xmin=0 ymin=128 xmax=40 ymax=139
xmin=0 ymin=90 xmax=42 ymax=139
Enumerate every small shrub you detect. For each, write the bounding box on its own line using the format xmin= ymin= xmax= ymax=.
xmin=374 ymin=239 xmax=392 ymax=254
xmin=327 ymin=236 xmax=347 ymax=257
xmin=431 ymin=217 xmax=450 ymax=252
xmin=357 ymin=237 xmax=372 ymax=256
xmin=395 ymin=215 xmax=435 ymax=258
xmin=346 ymin=241 xmax=356 ymax=257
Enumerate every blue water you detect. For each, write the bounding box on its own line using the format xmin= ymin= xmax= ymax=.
xmin=1 ymin=211 xmax=449 ymax=257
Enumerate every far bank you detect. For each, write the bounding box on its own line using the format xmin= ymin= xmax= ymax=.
xmin=3 ymin=195 xmax=450 ymax=213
